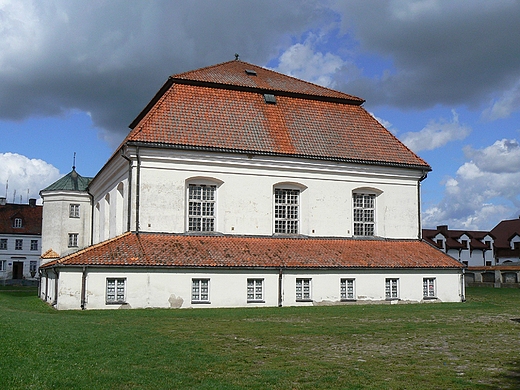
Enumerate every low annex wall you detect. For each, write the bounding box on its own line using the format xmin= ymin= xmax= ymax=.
xmin=40 ymin=267 xmax=464 ymax=310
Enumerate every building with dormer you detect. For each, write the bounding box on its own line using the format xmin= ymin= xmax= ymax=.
xmin=39 ymin=60 xmax=464 ymax=310
xmin=0 ymin=197 xmax=42 ymax=281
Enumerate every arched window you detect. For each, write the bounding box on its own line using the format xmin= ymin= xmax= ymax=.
xmin=352 ymin=188 xmax=382 ymax=237
xmin=186 ymin=177 xmax=223 ymax=232
xmin=273 ymin=182 xmax=307 ymax=235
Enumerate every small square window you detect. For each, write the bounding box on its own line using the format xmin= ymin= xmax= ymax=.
xmin=30 ymin=261 xmax=37 ymax=273
xmin=106 ymin=278 xmax=126 ymax=303
xmin=68 ymin=233 xmax=78 ymax=248
xmin=296 ymin=278 xmax=311 ymax=301
xmin=0 ymin=239 xmax=7 ymax=250
xmin=341 ymin=279 xmax=355 ymax=300
xmin=69 ymin=204 xmax=80 ymax=218
xmin=247 ymin=279 xmax=264 ymax=302
xmin=30 ymin=240 xmax=38 ymax=251
xmin=15 ymin=239 xmax=23 ymax=250
xmin=192 ymin=279 xmax=210 ymax=303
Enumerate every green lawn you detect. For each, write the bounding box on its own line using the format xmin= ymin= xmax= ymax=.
xmin=1 ymin=287 xmax=519 ymax=389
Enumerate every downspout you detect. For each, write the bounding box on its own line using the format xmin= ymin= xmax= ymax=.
xmin=120 ymin=148 xmax=133 ymax=232
xmin=53 ymin=267 xmax=59 ymax=307
xmin=88 ymin=190 xmax=94 ymax=246
xmin=278 ymin=268 xmax=283 ymax=307
xmin=418 ymin=171 xmax=428 ymax=239
xmin=80 ymin=266 xmax=87 ymax=310
xmin=136 ymin=146 xmax=141 ymax=233
xmin=44 ymin=269 xmax=49 ymax=302
xmin=461 ymin=268 xmax=466 ymax=302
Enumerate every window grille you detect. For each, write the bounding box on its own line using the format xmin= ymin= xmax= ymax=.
xmin=247 ymin=279 xmax=264 ymax=301
xmin=30 ymin=240 xmax=38 ymax=251
xmin=192 ymin=279 xmax=210 ymax=302
xmin=274 ymin=188 xmax=299 ymax=234
xmin=69 ymin=204 xmax=80 ymax=218
xmin=423 ymin=278 xmax=436 ymax=298
xmin=296 ymin=278 xmax=311 ymax=300
xmin=188 ymin=185 xmax=216 ymax=232
xmin=341 ymin=279 xmax=355 ymax=300
xmin=385 ymin=278 xmax=398 ymax=299
xmin=107 ymin=278 xmax=126 ymax=303
xmin=0 ymin=239 xmax=7 ymax=250
xmin=15 ymin=239 xmax=23 ymax=250
xmin=68 ymin=233 xmax=78 ymax=247
xmin=353 ymin=193 xmax=375 ymax=236
xmin=13 ymin=218 xmax=22 ymax=228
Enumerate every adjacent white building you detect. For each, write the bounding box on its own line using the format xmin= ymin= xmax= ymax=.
xmin=39 ymin=60 xmax=464 ymax=309
xmin=0 ymin=198 xmax=42 ymax=282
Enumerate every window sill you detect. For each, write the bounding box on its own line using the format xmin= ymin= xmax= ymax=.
xmin=341 ymin=299 xmax=357 ymax=302
xmin=296 ymin=299 xmax=313 ymax=302
xmin=422 ymin=296 xmax=438 ymax=300
xmin=385 ymin=298 xmax=399 ymax=301
xmin=191 ymin=301 xmax=211 ymax=304
xmin=247 ymin=300 xmax=265 ymax=304
xmin=106 ymin=301 xmax=127 ymax=305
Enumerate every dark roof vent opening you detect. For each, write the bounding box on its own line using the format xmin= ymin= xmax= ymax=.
xmin=245 ymin=69 xmax=257 ymax=76
xmin=264 ymin=94 xmax=277 ymax=104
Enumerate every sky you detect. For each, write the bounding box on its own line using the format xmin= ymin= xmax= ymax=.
xmin=1 ymin=0 xmax=520 ymax=231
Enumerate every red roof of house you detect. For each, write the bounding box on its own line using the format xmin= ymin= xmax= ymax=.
xmin=423 ymin=227 xmax=493 ymax=251
xmin=125 ymin=61 xmax=430 ymax=170
xmin=0 ymin=203 xmax=42 ymax=235
xmin=490 ymin=218 xmax=520 ymax=249
xmin=41 ymin=232 xmax=462 ymax=269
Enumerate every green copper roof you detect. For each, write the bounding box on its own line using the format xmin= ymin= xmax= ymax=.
xmin=42 ymin=169 xmax=92 ymax=192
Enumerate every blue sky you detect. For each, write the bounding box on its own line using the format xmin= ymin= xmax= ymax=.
xmin=1 ymin=1 xmax=520 ymax=231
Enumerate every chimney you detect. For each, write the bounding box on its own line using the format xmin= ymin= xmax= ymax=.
xmin=437 ymin=225 xmax=448 ymax=232
xmin=0 ymin=197 xmax=6 ymax=206
xmin=29 ymin=198 xmax=36 ymax=207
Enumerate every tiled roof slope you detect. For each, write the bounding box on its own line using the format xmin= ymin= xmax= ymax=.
xmin=423 ymin=227 xmax=493 ymax=251
xmin=490 ymin=218 xmax=520 ymax=249
xmin=0 ymin=203 xmax=42 ymax=235
xmin=41 ymin=233 xmax=462 ymax=269
xmin=42 ymin=168 xmax=92 ymax=192
xmin=126 ymin=61 xmax=430 ymax=170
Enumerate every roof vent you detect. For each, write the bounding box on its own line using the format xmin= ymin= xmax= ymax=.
xmin=245 ymin=69 xmax=257 ymax=76
xmin=264 ymin=94 xmax=276 ymax=104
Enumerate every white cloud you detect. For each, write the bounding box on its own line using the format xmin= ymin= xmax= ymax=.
xmin=0 ymin=153 xmax=60 ymax=204
xmin=370 ymin=112 xmax=397 ymax=135
xmin=423 ymin=138 xmax=520 ymax=230
xmin=274 ymin=34 xmax=349 ymax=88
xmin=400 ymin=110 xmax=470 ymax=152
xmin=482 ymin=79 xmax=520 ymax=120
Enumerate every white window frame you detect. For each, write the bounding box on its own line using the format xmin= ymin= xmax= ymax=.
xmin=68 ymin=233 xmax=78 ymax=248
xmin=106 ymin=278 xmax=126 ymax=304
xmin=0 ymin=239 xmax=7 ymax=250
xmin=340 ymin=278 xmax=356 ymax=300
xmin=15 ymin=239 xmax=23 ymax=250
xmin=69 ymin=204 xmax=80 ymax=218
xmin=30 ymin=240 xmax=38 ymax=251
xmin=247 ymin=279 xmax=264 ymax=302
xmin=192 ymin=278 xmax=210 ymax=303
xmin=296 ymin=278 xmax=312 ymax=301
xmin=13 ymin=218 xmax=22 ymax=228
xmin=385 ymin=278 xmax=399 ymax=300
xmin=274 ymin=188 xmax=300 ymax=234
xmin=0 ymin=260 xmax=6 ymax=271
xmin=423 ymin=278 xmax=436 ymax=298
xmin=353 ymin=193 xmax=376 ymax=236
xmin=187 ymin=184 xmax=216 ymax=232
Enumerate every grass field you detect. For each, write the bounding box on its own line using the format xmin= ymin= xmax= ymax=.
xmin=1 ymin=287 xmax=519 ymax=389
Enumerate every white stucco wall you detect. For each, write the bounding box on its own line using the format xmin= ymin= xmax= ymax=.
xmin=90 ymin=147 xmax=424 ymax=242
xmin=40 ymin=191 xmax=92 ymax=261
xmin=41 ymin=267 xmax=464 ymax=310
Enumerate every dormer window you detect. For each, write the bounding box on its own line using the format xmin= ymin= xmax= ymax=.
xmin=13 ymin=218 xmax=22 ymax=228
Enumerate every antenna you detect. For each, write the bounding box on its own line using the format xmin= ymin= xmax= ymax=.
xmin=235 ymin=53 xmax=239 ymax=61
xmin=73 ymin=152 xmax=76 ymax=170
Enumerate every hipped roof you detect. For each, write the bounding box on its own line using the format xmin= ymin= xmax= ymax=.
xmin=41 ymin=232 xmax=462 ymax=270
xmin=125 ymin=61 xmax=430 ymax=170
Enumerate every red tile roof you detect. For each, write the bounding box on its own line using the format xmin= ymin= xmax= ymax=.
xmin=0 ymin=203 xmax=42 ymax=235
xmin=41 ymin=232 xmax=462 ymax=270
xmin=126 ymin=61 xmax=430 ymax=170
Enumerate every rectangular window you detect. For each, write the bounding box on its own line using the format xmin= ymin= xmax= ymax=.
xmin=69 ymin=204 xmax=80 ymax=218
xmin=106 ymin=278 xmax=126 ymax=303
xmin=0 ymin=239 xmax=7 ymax=250
xmin=423 ymin=278 xmax=436 ymax=298
xmin=340 ymin=278 xmax=355 ymax=300
xmin=188 ymin=185 xmax=216 ymax=232
xmin=353 ymin=193 xmax=375 ymax=236
xmin=0 ymin=260 xmax=5 ymax=271
xmin=30 ymin=240 xmax=38 ymax=251
xmin=13 ymin=218 xmax=22 ymax=228
xmin=192 ymin=279 xmax=210 ymax=303
xmin=274 ymin=188 xmax=299 ymax=234
xmin=15 ymin=239 xmax=23 ymax=250
xmin=30 ymin=261 xmax=37 ymax=273
xmin=296 ymin=278 xmax=311 ymax=301
xmin=385 ymin=278 xmax=399 ymax=299
xmin=247 ymin=279 xmax=264 ymax=302
xmin=68 ymin=233 xmax=78 ymax=248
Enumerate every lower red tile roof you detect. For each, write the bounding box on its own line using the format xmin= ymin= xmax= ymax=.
xmin=41 ymin=232 xmax=462 ymax=270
